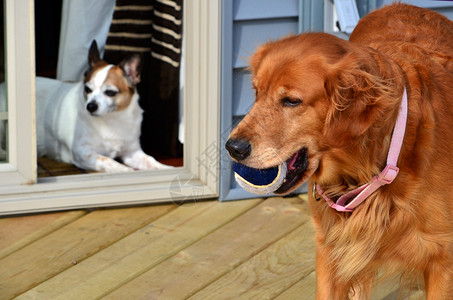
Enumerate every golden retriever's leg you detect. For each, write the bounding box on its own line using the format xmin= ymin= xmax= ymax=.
xmin=315 ymin=246 xmax=351 ymax=300
xmin=424 ymin=261 xmax=453 ymax=300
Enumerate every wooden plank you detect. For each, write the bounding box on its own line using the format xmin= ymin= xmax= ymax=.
xmin=37 ymin=157 xmax=92 ymax=177
xmin=0 ymin=210 xmax=86 ymax=259
xmin=189 ymin=222 xmax=316 ymax=299
xmin=276 ymin=271 xmax=424 ymax=299
xmin=274 ymin=271 xmax=316 ymax=300
xmin=406 ymin=291 xmax=425 ymax=300
xmin=370 ymin=274 xmax=425 ymax=299
xmin=0 ymin=204 xmax=175 ymax=299
xmin=370 ymin=276 xmax=401 ymax=300
xmin=16 ymin=199 xmax=263 ymax=300
xmin=103 ymin=196 xmax=310 ymax=300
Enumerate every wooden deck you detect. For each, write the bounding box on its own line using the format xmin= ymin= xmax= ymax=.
xmin=0 ymin=195 xmax=424 ymax=299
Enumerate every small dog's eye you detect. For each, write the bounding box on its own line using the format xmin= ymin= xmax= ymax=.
xmin=84 ymin=86 xmax=92 ymax=94
xmin=104 ymin=90 xmax=118 ymax=97
xmin=282 ymin=97 xmax=302 ymax=107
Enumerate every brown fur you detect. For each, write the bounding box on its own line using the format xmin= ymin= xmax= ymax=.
xmin=105 ymin=66 xmax=134 ymax=111
xmin=228 ymin=4 xmax=453 ymax=299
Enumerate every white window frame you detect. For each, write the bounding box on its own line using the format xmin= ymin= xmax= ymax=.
xmin=0 ymin=0 xmax=36 ymax=187
xmin=0 ymin=0 xmax=221 ymax=215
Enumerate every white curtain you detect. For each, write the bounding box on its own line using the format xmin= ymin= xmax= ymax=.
xmin=57 ymin=1 xmax=115 ymax=81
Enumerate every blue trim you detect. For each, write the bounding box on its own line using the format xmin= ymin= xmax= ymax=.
xmin=220 ymin=0 xmax=234 ymax=200
xmin=299 ymin=0 xmax=324 ymax=33
xmin=234 ymin=0 xmax=299 ymax=21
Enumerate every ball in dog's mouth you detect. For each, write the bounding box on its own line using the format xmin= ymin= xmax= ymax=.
xmin=274 ymin=147 xmax=309 ymax=194
xmin=233 ymin=147 xmax=309 ymax=195
xmin=233 ymin=162 xmax=287 ymax=195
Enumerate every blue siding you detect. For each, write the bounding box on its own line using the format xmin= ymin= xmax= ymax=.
xmin=231 ymin=0 xmax=299 ymax=117
xmin=220 ymin=0 xmax=300 ymax=201
xmin=233 ymin=19 xmax=298 ymax=68
xmin=232 ymin=70 xmax=254 ymax=116
xmin=233 ymin=0 xmax=298 ymax=21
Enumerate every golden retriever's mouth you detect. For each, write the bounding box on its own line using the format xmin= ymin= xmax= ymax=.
xmin=275 ymin=147 xmax=309 ymax=194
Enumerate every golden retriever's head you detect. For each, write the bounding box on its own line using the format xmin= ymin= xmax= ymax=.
xmin=226 ymin=33 xmax=401 ymax=194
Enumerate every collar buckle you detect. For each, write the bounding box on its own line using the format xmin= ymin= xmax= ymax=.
xmin=376 ymin=164 xmax=399 ymax=185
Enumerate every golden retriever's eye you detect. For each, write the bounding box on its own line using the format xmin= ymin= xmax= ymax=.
xmin=282 ymin=97 xmax=302 ymax=107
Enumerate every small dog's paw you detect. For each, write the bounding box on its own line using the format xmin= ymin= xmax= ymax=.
xmin=155 ymin=163 xmax=174 ymax=170
xmin=91 ymin=156 xmax=135 ymax=173
xmin=144 ymin=158 xmax=174 ymax=170
xmin=118 ymin=165 xmax=134 ymax=172
xmin=122 ymin=151 xmax=175 ymax=170
xmin=103 ymin=165 xmax=134 ymax=173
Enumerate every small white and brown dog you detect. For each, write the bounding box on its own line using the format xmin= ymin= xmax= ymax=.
xmin=1 ymin=41 xmax=171 ymax=172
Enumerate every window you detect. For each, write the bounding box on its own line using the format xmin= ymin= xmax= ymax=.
xmin=0 ymin=0 xmax=221 ymax=215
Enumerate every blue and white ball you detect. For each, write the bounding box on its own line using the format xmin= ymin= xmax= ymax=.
xmin=233 ymin=162 xmax=287 ymax=195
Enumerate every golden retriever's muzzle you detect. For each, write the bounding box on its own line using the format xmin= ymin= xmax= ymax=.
xmin=225 ymin=138 xmax=252 ymax=161
xmin=226 ymin=134 xmax=310 ymax=194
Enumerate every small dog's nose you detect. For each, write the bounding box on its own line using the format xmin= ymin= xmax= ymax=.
xmin=225 ymin=138 xmax=251 ymax=161
xmin=86 ymin=102 xmax=98 ymax=113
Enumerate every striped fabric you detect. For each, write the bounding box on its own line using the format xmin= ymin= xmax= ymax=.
xmin=104 ymin=0 xmax=182 ymax=68
xmin=104 ymin=0 xmax=184 ymax=158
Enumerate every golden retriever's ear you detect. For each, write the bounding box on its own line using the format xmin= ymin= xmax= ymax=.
xmin=323 ymin=56 xmax=396 ymax=147
xmin=249 ymin=43 xmax=271 ymax=75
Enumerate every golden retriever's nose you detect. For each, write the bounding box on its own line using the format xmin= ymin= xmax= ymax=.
xmin=225 ymin=138 xmax=251 ymax=161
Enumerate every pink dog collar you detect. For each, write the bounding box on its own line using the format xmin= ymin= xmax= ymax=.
xmin=315 ymin=88 xmax=408 ymax=212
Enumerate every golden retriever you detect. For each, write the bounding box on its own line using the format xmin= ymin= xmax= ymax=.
xmin=226 ymin=3 xmax=453 ymax=299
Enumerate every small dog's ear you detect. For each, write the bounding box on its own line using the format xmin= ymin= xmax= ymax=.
xmin=119 ymin=54 xmax=142 ymax=86
xmin=88 ymin=40 xmax=101 ymax=67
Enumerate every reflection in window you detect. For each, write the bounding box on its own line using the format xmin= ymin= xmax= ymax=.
xmin=0 ymin=0 xmax=7 ymax=163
